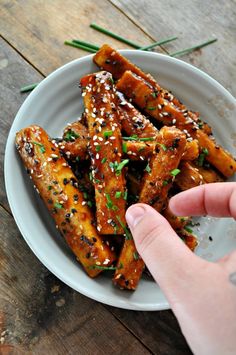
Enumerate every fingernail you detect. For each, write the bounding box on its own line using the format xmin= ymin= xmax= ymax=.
xmin=126 ymin=205 xmax=146 ymax=228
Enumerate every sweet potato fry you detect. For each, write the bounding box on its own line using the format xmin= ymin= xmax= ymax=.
xmin=139 ymin=126 xmax=186 ymax=211
xmin=80 ymin=71 xmax=126 ymax=234
xmin=117 ymin=92 xmax=158 ymax=138
xmin=178 ymin=229 xmax=198 ymax=252
xmin=15 ymin=125 xmax=115 ymax=277
xmin=195 ymin=130 xmax=236 ymax=177
xmin=175 ymin=161 xmax=204 ymax=190
xmin=114 ymin=127 xmax=186 ymax=290
xmin=194 ymin=164 xmax=224 ymax=183
xmin=94 ymin=45 xmax=211 ymax=134
xmin=60 ymin=121 xmax=198 ymax=163
xmin=113 ymin=235 xmax=144 ymax=290
xmin=59 ymin=121 xmax=89 ymax=160
xmin=162 ymin=206 xmax=189 ymax=231
xmin=117 ymin=71 xmax=236 ymax=177
xmin=116 ymin=70 xmax=206 ymax=133
xmin=182 ymin=139 xmax=199 ymax=161
xmin=93 ymin=43 xmax=157 ymax=87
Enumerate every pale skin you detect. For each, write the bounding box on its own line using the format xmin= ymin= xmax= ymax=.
xmin=126 ymin=182 xmax=236 ymax=355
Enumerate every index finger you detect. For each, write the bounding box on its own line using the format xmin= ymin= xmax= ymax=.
xmin=169 ymin=182 xmax=236 ymax=218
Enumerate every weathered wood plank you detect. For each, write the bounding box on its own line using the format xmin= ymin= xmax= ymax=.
xmin=0 ymin=0 xmax=154 ymax=77
xmin=0 ymin=205 xmax=151 ymax=354
xmin=110 ymin=0 xmax=236 ymax=96
xmin=0 ymin=37 xmax=43 ymax=212
xmin=106 ymin=306 xmax=192 ymax=355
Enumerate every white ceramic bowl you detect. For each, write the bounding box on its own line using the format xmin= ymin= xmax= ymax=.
xmin=5 ymin=51 xmax=236 ymax=311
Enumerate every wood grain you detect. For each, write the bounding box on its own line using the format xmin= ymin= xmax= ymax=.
xmin=111 ymin=0 xmax=236 ymax=96
xmin=0 ymin=204 xmax=151 ymax=354
xmin=0 ymin=0 xmax=155 ymax=77
xmin=0 ymin=37 xmax=43 ymax=212
xmin=106 ymin=307 xmax=192 ymax=355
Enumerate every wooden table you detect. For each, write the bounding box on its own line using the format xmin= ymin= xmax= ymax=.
xmin=0 ymin=1 xmax=235 ymax=353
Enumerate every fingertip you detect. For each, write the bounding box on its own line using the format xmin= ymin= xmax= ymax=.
xmin=168 ymin=195 xmax=179 ymax=215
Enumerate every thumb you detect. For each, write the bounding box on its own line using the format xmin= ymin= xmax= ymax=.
xmin=126 ymin=203 xmax=205 ymax=303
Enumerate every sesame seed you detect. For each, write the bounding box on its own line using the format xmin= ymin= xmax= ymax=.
xmin=103 ymin=258 xmax=110 ymax=265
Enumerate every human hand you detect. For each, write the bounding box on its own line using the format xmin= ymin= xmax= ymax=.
xmin=126 ymin=182 xmax=236 ymax=355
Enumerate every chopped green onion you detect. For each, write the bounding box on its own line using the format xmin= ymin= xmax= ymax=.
xmin=115 ymin=159 xmax=129 ymax=175
xmin=31 ymin=141 xmax=46 ymax=153
xmin=72 ymin=39 xmax=100 ymax=51
xmin=90 ymin=23 xmax=141 ymax=49
xmin=197 ymin=148 xmax=209 ymax=166
xmin=54 ymin=202 xmax=63 ymax=209
xmin=151 ymin=92 xmax=157 ymax=98
xmin=139 ymin=36 xmax=178 ymax=51
xmin=162 ymin=180 xmax=169 ymax=186
xmin=20 ymin=82 xmax=39 ymax=93
xmin=64 ymin=40 xmax=97 ymax=53
xmin=122 ymin=142 xmax=127 ymax=153
xmin=147 ymin=106 xmax=157 ymax=111
xmin=103 ymin=130 xmax=113 ymax=138
xmin=83 ymin=192 xmax=88 ymax=199
xmin=170 ymin=38 xmax=217 ymax=57
xmin=184 ymin=225 xmax=193 ymax=234
xmin=75 ymin=156 xmax=80 ymax=162
xmin=170 ymin=168 xmax=181 ymax=176
xmin=48 ymin=185 xmax=52 ymax=190
xmin=90 ymin=265 xmax=117 ymax=271
xmin=133 ymin=252 xmax=139 ymax=260
xmin=145 ymin=163 xmax=151 ymax=173
xmin=123 ymin=190 xmax=128 ymax=200
xmin=105 ymin=193 xmax=113 ymax=209
xmin=116 ymin=215 xmax=133 ymax=240
xmin=157 ymin=143 xmax=167 ymax=151
xmin=101 ymin=157 xmax=107 ymax=164
xmin=87 ymin=201 xmax=93 ymax=208
xmin=95 ymin=145 xmax=101 ymax=152
xmin=202 ymin=148 xmax=209 ymax=155
xmin=122 ymin=136 xmax=155 ymax=141
xmin=64 ymin=130 xmax=80 ymax=142
xmin=115 ymin=191 xmax=122 ymax=198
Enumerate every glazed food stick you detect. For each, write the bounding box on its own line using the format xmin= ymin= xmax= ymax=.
xmin=59 ymin=121 xmax=198 ymax=162
xmin=15 ymin=125 xmax=115 ymax=277
xmin=117 ymin=70 xmax=236 ymax=177
xmin=175 ymin=161 xmax=204 ymax=191
xmin=116 ymin=91 xmax=158 ymax=138
xmin=80 ymin=71 xmax=127 ymax=234
xmin=113 ymin=126 xmax=186 ymax=289
xmin=139 ymin=126 xmax=186 ymax=210
xmin=94 ymin=44 xmax=212 ymax=135
xmin=58 ymin=121 xmax=89 ymax=161
xmin=195 ymin=130 xmax=236 ymax=177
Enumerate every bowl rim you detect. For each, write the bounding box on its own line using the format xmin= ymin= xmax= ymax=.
xmin=4 ymin=50 xmax=236 ymax=311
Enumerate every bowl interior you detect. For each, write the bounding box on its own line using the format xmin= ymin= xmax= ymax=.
xmin=5 ymin=50 xmax=236 ymax=310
